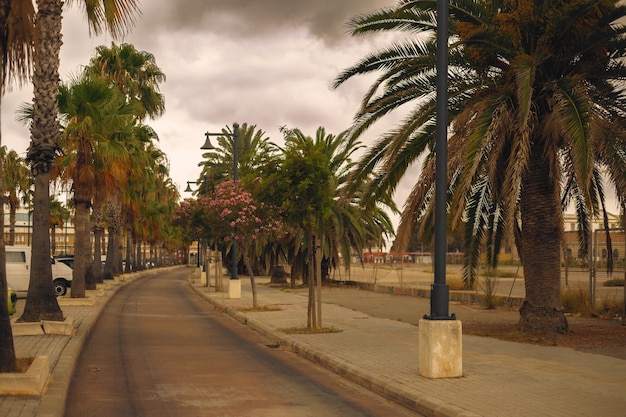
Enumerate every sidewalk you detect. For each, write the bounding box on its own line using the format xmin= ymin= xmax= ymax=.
xmin=2 ymin=266 xmax=624 ymax=417
xmin=191 ymin=275 xmax=626 ymax=417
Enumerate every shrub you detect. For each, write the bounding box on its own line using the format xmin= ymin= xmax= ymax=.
xmin=603 ymin=278 xmax=624 ymax=287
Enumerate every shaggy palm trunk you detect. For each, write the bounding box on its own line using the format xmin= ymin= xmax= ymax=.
xmin=519 ymin=143 xmax=568 ymax=333
xmin=20 ymin=0 xmax=63 ymax=322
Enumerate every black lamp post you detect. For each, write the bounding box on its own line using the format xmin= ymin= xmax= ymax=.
xmin=201 ymin=123 xmax=240 ymax=287
xmin=184 ymin=180 xmax=202 ymax=267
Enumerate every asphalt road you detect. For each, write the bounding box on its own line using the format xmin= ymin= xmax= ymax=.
xmin=64 ymin=268 xmax=424 ymax=417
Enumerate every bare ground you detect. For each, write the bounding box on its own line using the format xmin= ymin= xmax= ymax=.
xmin=291 ymin=285 xmax=626 ymax=360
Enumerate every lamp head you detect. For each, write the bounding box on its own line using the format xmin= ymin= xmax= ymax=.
xmin=201 ymin=132 xmax=215 ymax=150
xmin=184 ymin=182 xmax=193 ymax=193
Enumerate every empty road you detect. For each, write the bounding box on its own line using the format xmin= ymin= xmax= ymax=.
xmin=64 ymin=268 xmax=423 ymax=417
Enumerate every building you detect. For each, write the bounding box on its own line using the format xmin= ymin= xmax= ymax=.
xmin=4 ymin=206 xmax=75 ymax=255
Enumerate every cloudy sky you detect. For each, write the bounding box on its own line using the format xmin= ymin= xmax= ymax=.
xmin=2 ymin=0 xmax=417 ymax=231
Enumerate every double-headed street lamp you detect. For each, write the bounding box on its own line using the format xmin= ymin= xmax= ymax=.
xmin=201 ymin=123 xmax=241 ymax=299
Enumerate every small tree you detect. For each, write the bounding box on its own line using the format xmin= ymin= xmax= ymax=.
xmin=207 ymin=180 xmax=285 ymax=307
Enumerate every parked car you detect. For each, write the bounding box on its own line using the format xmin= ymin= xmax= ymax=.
xmin=7 ymin=287 xmax=16 ymax=315
xmin=51 ymin=256 xmax=74 ymax=296
xmin=7 ymin=246 xmax=74 ymax=297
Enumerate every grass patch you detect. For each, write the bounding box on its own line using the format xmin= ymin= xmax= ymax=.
xmin=447 ymin=276 xmax=467 ymax=291
xmin=562 ymin=288 xmax=593 ymax=316
xmin=480 ymin=268 xmax=519 ymax=278
xmin=279 ymin=326 xmax=342 ymax=334
xmin=237 ymin=305 xmax=282 ymax=312
xmin=480 ymin=275 xmax=502 ymax=309
xmin=561 ymin=287 xmax=624 ymax=317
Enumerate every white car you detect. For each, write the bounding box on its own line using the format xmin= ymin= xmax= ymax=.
xmin=7 ymin=246 xmax=74 ymax=297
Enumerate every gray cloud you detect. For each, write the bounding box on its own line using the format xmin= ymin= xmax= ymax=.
xmin=135 ymin=0 xmax=392 ymax=43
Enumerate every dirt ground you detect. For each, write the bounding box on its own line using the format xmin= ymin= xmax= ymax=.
xmin=290 ymin=263 xmax=625 ymax=360
xmin=297 ymin=285 xmax=626 ymax=360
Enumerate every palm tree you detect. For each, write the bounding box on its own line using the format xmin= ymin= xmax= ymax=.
xmin=335 ymin=0 xmax=626 ymax=333
xmin=49 ymin=195 xmax=69 ymax=254
xmin=1 ymin=146 xmax=31 ymax=245
xmin=198 ymin=123 xmax=274 ymax=193
xmin=86 ymin=42 xmax=165 ymax=120
xmin=55 ymin=73 xmax=137 ymax=297
xmin=0 ymin=0 xmax=35 ymax=373
xmin=83 ymin=42 xmax=165 ymax=275
xmin=20 ymin=0 xmax=139 ymax=320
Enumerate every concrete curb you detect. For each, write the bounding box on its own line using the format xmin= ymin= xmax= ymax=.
xmin=188 ymin=282 xmax=481 ymax=417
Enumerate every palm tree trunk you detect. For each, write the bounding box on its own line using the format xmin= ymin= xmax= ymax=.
xmin=71 ymin=200 xmax=90 ymax=297
xmin=104 ymin=226 xmax=117 ymax=279
xmin=519 ymin=143 xmax=568 ymax=333
xmin=8 ymin=201 xmax=16 ymax=245
xmin=92 ymin=197 xmax=105 ymax=283
xmin=0 ymin=97 xmax=17 ymax=370
xmin=19 ymin=172 xmax=63 ymax=321
xmin=20 ymin=0 xmax=64 ymax=322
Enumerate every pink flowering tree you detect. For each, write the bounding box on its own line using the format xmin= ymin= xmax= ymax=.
xmin=173 ymin=196 xmax=214 ymax=241
xmin=208 ymin=180 xmax=286 ymax=306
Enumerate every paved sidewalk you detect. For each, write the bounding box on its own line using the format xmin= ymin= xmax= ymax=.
xmin=2 ymin=266 xmax=624 ymax=417
xmin=191 ymin=275 xmax=626 ymax=417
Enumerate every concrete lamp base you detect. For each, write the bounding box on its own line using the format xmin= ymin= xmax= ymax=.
xmin=418 ymin=319 xmax=463 ymax=379
xmin=228 ymin=279 xmax=241 ymax=299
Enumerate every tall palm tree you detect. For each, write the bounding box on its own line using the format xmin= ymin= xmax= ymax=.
xmin=335 ymin=0 xmax=626 ymax=333
xmin=21 ymin=0 xmax=140 ymax=320
xmin=55 ymin=73 xmax=137 ymax=297
xmin=0 ymin=0 xmax=35 ymax=373
xmin=86 ymin=42 xmax=165 ymax=120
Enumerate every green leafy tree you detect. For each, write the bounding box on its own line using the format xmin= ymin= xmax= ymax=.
xmin=206 ymin=180 xmax=285 ymax=306
xmin=265 ymin=129 xmax=335 ymax=328
xmin=336 ymin=0 xmax=626 ymax=333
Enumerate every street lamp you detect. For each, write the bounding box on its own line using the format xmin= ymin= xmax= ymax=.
xmin=184 ymin=180 xmax=203 ymax=267
xmin=202 ymin=123 xmax=241 ymax=299
xmin=417 ymin=0 xmax=462 ymax=380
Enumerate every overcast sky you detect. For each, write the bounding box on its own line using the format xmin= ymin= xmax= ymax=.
xmin=2 ymin=0 xmax=620 ymax=242
xmin=1 ymin=0 xmax=418 ymax=233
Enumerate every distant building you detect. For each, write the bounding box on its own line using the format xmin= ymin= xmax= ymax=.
xmin=3 ymin=206 xmax=75 ymax=255
xmin=563 ymin=212 xmax=624 ymax=266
